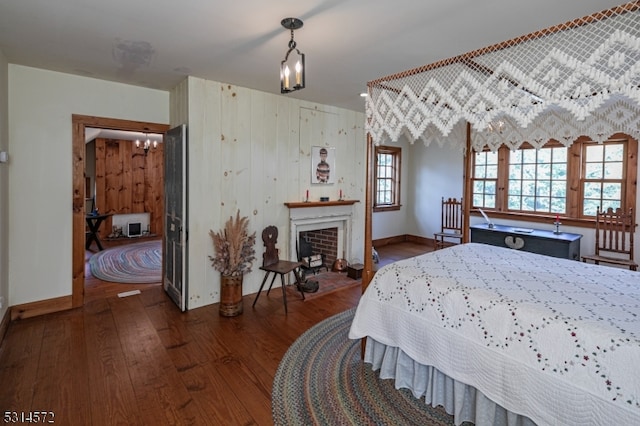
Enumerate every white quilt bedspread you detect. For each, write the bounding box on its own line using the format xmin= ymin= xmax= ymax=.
xmin=349 ymin=243 xmax=640 ymax=425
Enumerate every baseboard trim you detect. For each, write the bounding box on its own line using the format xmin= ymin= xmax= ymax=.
xmin=373 ymin=234 xmax=433 ymax=248
xmin=0 ymin=307 xmax=10 ymax=346
xmin=10 ymin=295 xmax=73 ymax=321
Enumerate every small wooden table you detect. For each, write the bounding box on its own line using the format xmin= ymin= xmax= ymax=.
xmin=85 ymin=213 xmax=112 ymax=251
xmin=253 ymin=260 xmax=305 ymax=313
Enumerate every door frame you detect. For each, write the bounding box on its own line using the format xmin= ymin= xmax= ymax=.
xmin=71 ymin=115 xmax=170 ymax=307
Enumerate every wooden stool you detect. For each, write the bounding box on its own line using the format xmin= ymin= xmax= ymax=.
xmin=252 ymin=225 xmax=305 ymax=313
xmin=252 ymin=260 xmax=305 ymax=313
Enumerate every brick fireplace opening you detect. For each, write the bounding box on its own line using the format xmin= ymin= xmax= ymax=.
xmin=299 ymin=227 xmax=338 ymax=266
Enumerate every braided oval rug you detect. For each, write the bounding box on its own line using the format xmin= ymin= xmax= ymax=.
xmin=89 ymin=240 xmax=162 ymax=284
xmin=272 ymin=308 xmax=457 ymax=425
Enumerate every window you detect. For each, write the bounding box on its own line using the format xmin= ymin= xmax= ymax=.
xmin=374 ymin=145 xmax=401 ymax=212
xmin=581 ymin=141 xmax=625 ymax=216
xmin=472 ymin=151 xmax=498 ymax=209
xmin=471 ymin=137 xmax=637 ymax=219
xmin=507 ymin=145 xmax=567 ymax=213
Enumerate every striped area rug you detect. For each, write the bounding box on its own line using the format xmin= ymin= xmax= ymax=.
xmin=272 ymin=308 xmax=457 ymax=425
xmin=89 ymin=240 xmax=162 ymax=284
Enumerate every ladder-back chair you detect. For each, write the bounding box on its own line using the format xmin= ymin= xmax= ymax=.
xmin=434 ymin=197 xmax=463 ymax=250
xmin=581 ymin=207 xmax=637 ymax=271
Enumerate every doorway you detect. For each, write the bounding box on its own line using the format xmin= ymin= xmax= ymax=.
xmin=72 ymin=115 xmax=170 ymax=307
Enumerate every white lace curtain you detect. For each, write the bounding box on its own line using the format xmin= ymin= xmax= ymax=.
xmin=366 ymin=2 xmax=640 ymax=152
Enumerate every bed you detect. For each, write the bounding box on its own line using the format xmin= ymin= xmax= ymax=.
xmin=348 ymin=243 xmax=640 ymax=425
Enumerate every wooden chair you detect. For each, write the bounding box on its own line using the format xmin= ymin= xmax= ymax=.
xmin=434 ymin=197 xmax=463 ymax=250
xmin=252 ymin=226 xmax=305 ymax=313
xmin=581 ymin=207 xmax=637 ymax=271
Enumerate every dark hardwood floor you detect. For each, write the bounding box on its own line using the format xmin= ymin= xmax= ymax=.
xmin=0 ymin=242 xmax=431 ymax=426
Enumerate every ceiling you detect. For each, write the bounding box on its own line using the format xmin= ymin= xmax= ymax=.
xmin=0 ymin=0 xmax=626 ymax=114
xmin=85 ymin=127 xmax=163 ymax=143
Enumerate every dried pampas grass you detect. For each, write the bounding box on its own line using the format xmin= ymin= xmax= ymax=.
xmin=209 ymin=210 xmax=256 ymax=277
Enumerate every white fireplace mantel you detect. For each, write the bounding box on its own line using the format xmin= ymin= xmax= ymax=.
xmin=285 ymin=201 xmax=359 ymax=264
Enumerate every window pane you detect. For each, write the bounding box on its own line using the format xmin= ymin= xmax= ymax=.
xmin=485 ymin=151 xmax=498 ymax=165
xmin=551 ymin=181 xmax=566 ymax=197
xmin=604 ymin=144 xmax=624 ymax=161
xmin=521 ymin=196 xmax=536 ymax=211
xmin=583 ymin=199 xmax=600 ymax=216
xmin=473 ymin=194 xmax=484 ymax=206
xmin=537 ymin=180 xmax=551 ymax=197
xmin=550 ymin=197 xmax=566 ymax=212
xmin=538 ymin=163 xmax=551 ymax=180
xmin=522 ymin=180 xmax=536 ymax=196
xmin=508 ymin=196 xmax=521 ymax=210
xmin=484 ymin=196 xmax=496 ymax=208
xmin=586 ymin=144 xmax=603 ymax=162
xmin=583 ymin=181 xmax=601 ymax=198
xmin=552 ymin=163 xmax=567 ymax=179
xmin=509 ymin=180 xmax=521 ymax=195
xmin=485 ymin=181 xmax=496 ymax=194
xmin=522 ymin=164 xmax=536 ymax=179
xmin=584 ymin=163 xmax=603 ymax=179
xmin=604 ymin=162 xmax=623 ymax=179
xmin=602 ymin=182 xmax=622 ymax=200
xmin=486 ymin=165 xmax=498 ymax=179
xmin=537 ymin=149 xmax=551 ymax=164
xmin=522 ymin=149 xmax=537 ymax=163
xmin=475 ymin=165 xmax=486 ymax=178
xmin=509 ymin=164 xmax=522 ymax=179
xmin=552 ymin=147 xmax=567 ymax=162
xmin=536 ymin=197 xmax=550 ymax=211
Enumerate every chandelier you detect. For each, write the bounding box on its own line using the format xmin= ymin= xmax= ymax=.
xmin=136 ymin=134 xmax=157 ymax=156
xmin=280 ymin=17 xmax=305 ymax=94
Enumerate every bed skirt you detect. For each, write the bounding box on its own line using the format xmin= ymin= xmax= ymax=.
xmin=365 ymin=337 xmax=537 ymax=426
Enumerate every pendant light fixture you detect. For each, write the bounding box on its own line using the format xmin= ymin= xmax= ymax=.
xmin=280 ymin=17 xmax=305 ymax=94
xmin=136 ymin=133 xmax=157 ymax=156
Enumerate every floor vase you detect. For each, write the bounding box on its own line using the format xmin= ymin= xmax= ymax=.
xmin=220 ymin=274 xmax=243 ymax=316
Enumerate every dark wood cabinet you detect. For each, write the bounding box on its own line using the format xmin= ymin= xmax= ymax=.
xmin=470 ymin=224 xmax=582 ymax=260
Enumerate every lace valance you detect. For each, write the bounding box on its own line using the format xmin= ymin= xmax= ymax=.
xmin=366 ymin=2 xmax=640 ymax=151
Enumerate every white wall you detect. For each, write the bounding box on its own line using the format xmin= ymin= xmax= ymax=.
xmin=0 ymin=50 xmax=8 ymax=319
xmin=406 ymin=140 xmax=465 ymax=239
xmin=179 ymin=77 xmax=366 ymax=309
xmin=8 ymin=65 xmax=169 ymax=305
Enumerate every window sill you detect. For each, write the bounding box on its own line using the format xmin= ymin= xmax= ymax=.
xmin=373 ymin=205 xmax=401 ymax=212
xmin=472 ymin=210 xmax=596 ymax=229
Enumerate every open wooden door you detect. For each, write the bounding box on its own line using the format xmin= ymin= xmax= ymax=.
xmin=163 ymin=124 xmax=188 ymax=311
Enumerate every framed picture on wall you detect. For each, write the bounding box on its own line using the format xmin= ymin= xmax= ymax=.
xmin=311 ymin=146 xmax=335 ymax=184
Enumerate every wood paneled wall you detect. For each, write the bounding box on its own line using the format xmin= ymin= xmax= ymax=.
xmin=93 ymin=138 xmax=164 ymax=237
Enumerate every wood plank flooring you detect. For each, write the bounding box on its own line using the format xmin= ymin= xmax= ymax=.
xmin=0 ymin=242 xmax=431 ymax=426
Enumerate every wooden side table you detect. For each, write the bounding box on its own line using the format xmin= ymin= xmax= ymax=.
xmin=85 ymin=213 xmax=112 ymax=251
xmin=252 ymin=260 xmax=305 ymax=313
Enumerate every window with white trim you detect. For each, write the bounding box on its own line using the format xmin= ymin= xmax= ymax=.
xmin=374 ymin=145 xmax=401 ymax=212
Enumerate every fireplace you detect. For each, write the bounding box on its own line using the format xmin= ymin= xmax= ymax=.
xmin=286 ymin=203 xmax=355 ymax=266
xmin=299 ymin=227 xmax=338 ymax=266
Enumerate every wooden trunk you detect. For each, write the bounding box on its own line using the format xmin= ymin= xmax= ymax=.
xmin=219 ymin=274 xmax=243 ymax=316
